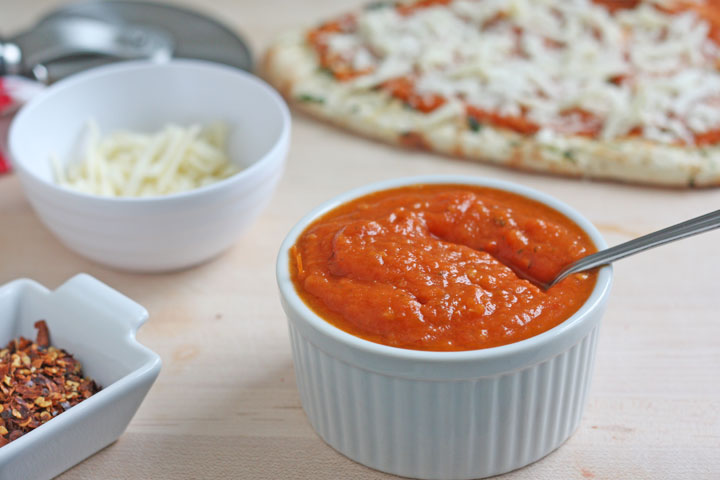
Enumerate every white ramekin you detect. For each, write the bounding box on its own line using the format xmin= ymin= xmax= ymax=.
xmin=277 ymin=176 xmax=613 ymax=480
xmin=9 ymin=59 xmax=290 ymax=272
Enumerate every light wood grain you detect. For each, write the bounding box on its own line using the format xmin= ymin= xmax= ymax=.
xmin=1 ymin=1 xmax=719 ymax=478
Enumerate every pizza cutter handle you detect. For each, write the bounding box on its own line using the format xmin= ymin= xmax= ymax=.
xmin=545 ymin=208 xmax=720 ymax=289
xmin=0 ymin=40 xmax=23 ymax=76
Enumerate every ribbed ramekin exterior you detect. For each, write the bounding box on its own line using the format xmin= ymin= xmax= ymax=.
xmin=288 ymin=322 xmax=600 ymax=480
xmin=278 ymin=175 xmax=612 ymax=479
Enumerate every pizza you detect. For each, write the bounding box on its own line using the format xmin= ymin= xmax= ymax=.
xmin=263 ymin=0 xmax=720 ymax=187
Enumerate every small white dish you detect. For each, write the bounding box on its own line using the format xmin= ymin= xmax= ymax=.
xmin=277 ymin=175 xmax=613 ymax=480
xmin=0 ymin=274 xmax=161 ymax=480
xmin=9 ymin=59 xmax=291 ymax=272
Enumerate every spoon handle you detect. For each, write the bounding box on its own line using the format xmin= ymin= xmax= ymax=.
xmin=549 ymin=209 xmax=720 ymax=287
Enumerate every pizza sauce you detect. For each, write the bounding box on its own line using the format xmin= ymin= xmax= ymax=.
xmin=290 ymin=185 xmax=598 ymax=351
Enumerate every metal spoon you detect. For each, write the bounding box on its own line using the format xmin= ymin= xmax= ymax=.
xmin=539 ymin=208 xmax=720 ymax=290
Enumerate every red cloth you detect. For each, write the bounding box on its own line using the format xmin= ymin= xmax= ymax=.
xmin=0 ymin=91 xmax=11 ymax=111
xmin=0 ymin=78 xmax=13 ymax=173
xmin=0 ymin=76 xmax=44 ymax=174
xmin=0 ymin=152 xmax=8 ymax=175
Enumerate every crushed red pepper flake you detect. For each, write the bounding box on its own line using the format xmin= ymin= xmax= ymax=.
xmin=34 ymin=320 xmax=49 ymax=348
xmin=0 ymin=320 xmax=101 ymax=447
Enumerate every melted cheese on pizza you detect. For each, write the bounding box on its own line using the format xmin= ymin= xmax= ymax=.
xmin=307 ymin=0 xmax=720 ymax=146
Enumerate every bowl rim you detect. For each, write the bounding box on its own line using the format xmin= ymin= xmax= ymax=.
xmin=8 ymin=58 xmax=291 ymax=204
xmin=277 ymin=175 xmax=613 ymax=363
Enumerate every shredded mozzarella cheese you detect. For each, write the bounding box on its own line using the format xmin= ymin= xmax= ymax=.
xmin=53 ymin=120 xmax=240 ymax=197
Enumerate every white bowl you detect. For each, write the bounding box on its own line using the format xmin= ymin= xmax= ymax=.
xmin=9 ymin=60 xmax=290 ymax=272
xmin=277 ymin=176 xmax=613 ymax=480
xmin=0 ymin=274 xmax=161 ymax=480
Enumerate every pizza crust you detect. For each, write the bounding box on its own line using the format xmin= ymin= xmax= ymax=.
xmin=263 ymin=29 xmax=720 ymax=187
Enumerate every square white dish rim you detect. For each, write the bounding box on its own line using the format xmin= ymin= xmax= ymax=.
xmin=0 ymin=273 xmax=161 ymax=461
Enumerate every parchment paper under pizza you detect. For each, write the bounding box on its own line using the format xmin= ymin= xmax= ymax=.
xmin=264 ymin=0 xmax=720 ymax=187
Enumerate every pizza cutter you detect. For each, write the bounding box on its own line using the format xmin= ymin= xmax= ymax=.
xmin=0 ymin=0 xmax=253 ymax=84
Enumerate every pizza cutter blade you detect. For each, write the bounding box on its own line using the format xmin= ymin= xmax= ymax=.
xmin=0 ymin=0 xmax=253 ymax=84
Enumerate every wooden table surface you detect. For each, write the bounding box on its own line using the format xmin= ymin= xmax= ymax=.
xmin=1 ymin=1 xmax=719 ymax=478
